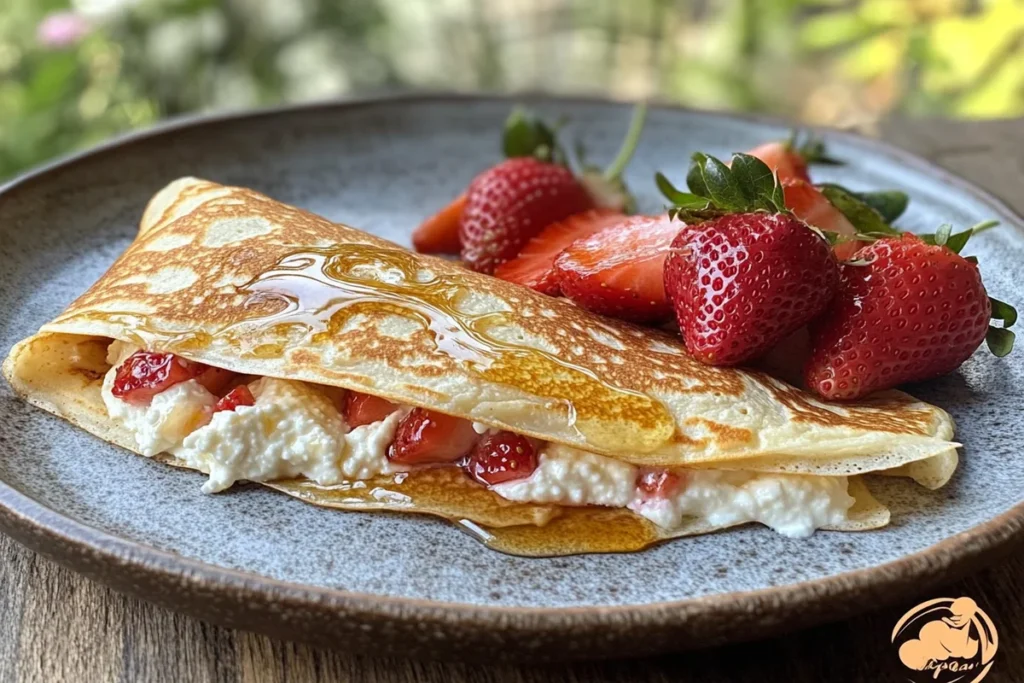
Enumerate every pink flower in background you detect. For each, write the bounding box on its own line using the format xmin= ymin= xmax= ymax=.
xmin=37 ymin=12 xmax=91 ymax=49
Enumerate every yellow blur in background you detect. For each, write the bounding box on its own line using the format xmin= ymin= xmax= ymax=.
xmin=1 ymin=0 xmax=1022 ymax=179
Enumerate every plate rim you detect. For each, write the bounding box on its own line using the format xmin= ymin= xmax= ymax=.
xmin=2 ymin=92 xmax=1023 ymax=658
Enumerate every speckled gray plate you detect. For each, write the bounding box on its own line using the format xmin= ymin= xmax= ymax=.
xmin=1 ymin=95 xmax=1022 ymax=661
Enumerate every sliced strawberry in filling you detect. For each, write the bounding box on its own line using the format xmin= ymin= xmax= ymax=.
xmin=636 ymin=469 xmax=685 ymax=501
xmin=344 ymin=391 xmax=398 ymax=428
xmin=388 ymin=408 xmax=479 ymax=465
xmin=112 ymin=351 xmax=208 ymax=405
xmin=465 ymin=432 xmax=538 ymax=485
xmin=195 ymin=365 xmax=237 ymax=396
xmin=213 ymin=385 xmax=255 ymax=413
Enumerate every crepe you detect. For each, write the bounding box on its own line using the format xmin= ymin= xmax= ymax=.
xmin=2 ymin=177 xmax=959 ymax=555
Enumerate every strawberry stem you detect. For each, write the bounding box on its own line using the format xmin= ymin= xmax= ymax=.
xmin=603 ymin=102 xmax=647 ymax=181
xmin=969 ymin=219 xmax=1000 ymax=234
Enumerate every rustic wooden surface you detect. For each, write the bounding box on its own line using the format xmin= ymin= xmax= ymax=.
xmin=1 ymin=117 xmax=1023 ymax=682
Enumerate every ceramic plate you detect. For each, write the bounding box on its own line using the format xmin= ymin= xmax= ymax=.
xmin=1 ymin=95 xmax=1022 ymax=661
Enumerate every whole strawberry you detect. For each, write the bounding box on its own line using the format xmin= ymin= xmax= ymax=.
xmin=658 ymin=152 xmax=839 ymax=366
xmin=664 ymin=212 xmax=839 ymax=365
xmin=413 ymin=104 xmax=648 ymax=272
xmin=805 ymin=230 xmax=1015 ymax=400
xmin=460 ymin=157 xmax=593 ymax=273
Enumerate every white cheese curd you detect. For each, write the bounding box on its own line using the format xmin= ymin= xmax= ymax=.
xmin=629 ymin=470 xmax=854 ymax=538
xmin=100 ymin=365 xmax=217 ymax=457
xmin=472 ymin=421 xmax=499 ymax=435
xmin=492 ymin=444 xmax=638 ymax=507
xmin=174 ymin=377 xmax=350 ymax=493
xmin=342 ymin=411 xmax=405 ymax=480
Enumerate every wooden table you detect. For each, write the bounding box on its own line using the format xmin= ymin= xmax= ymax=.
xmin=2 ymin=118 xmax=1023 ymax=682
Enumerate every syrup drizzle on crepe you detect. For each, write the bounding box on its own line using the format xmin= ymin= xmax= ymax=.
xmin=229 ymin=244 xmax=676 ymax=455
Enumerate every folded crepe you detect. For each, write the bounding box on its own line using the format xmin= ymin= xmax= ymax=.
xmin=3 ymin=178 xmax=960 ymax=556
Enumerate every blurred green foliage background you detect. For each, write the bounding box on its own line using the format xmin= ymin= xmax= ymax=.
xmin=2 ymin=0 xmax=1023 ymax=179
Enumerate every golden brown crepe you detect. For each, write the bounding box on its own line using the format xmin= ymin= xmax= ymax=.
xmin=2 ymin=178 xmax=961 ymax=555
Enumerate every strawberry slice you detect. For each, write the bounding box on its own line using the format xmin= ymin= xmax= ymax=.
xmin=412 ymin=192 xmax=466 ymax=254
xmin=465 ymin=432 xmax=538 ymax=485
xmin=493 ymin=209 xmax=624 ymax=294
xmin=554 ymin=214 xmax=680 ymax=323
xmin=388 ymin=408 xmax=479 ymax=465
xmin=636 ymin=469 xmax=684 ymax=500
xmin=213 ymin=385 xmax=255 ymax=413
xmin=112 ymin=351 xmax=207 ymax=405
xmin=782 ymin=179 xmax=861 ymax=260
xmin=344 ymin=391 xmax=398 ymax=428
xmin=195 ymin=366 xmax=236 ymax=396
xmin=744 ymin=141 xmax=812 ymax=184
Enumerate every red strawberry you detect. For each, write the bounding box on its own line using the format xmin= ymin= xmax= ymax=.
xmin=782 ymin=179 xmax=861 ymax=260
xmin=465 ymin=432 xmax=538 ymax=485
xmin=213 ymin=385 xmax=255 ymax=413
xmin=664 ymin=212 xmax=839 ymax=366
xmin=554 ymin=214 xmax=680 ymax=323
xmin=423 ymin=104 xmax=647 ymax=271
xmin=112 ymin=351 xmax=207 ymax=404
xmin=805 ymin=234 xmax=996 ymax=400
xmin=493 ymin=209 xmax=623 ymax=294
xmin=344 ymin=391 xmax=398 ymax=428
xmin=459 ymin=157 xmax=594 ymax=273
xmin=636 ymin=469 xmax=685 ymax=500
xmin=194 ymin=366 xmax=237 ymax=396
xmin=744 ymin=141 xmax=812 ymax=184
xmin=388 ymin=408 xmax=479 ymax=465
xmin=412 ymin=192 xmax=466 ymax=254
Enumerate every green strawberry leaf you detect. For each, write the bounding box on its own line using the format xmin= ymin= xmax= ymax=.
xmin=674 ymin=152 xmax=786 ymax=214
xmin=685 ymin=154 xmax=710 ymax=198
xmin=820 ymin=185 xmax=898 ymax=235
xmin=990 ymin=297 xmax=1017 ymax=328
xmin=731 ymin=153 xmax=787 ymax=212
xmin=502 ymin=107 xmax=566 ymax=164
xmin=689 ymin=153 xmax=747 ymax=211
xmin=919 ymin=219 xmax=998 ymax=253
xmin=655 ymin=172 xmax=710 ymax=210
xmin=857 ymin=190 xmax=909 ymax=222
xmin=930 ymin=223 xmax=954 ymax=247
xmin=987 ymin=326 xmax=1015 ymax=357
xmin=944 ymin=228 xmax=974 ymax=254
xmin=796 ymin=136 xmax=844 ymax=166
xmin=817 ymin=184 xmax=909 ymax=223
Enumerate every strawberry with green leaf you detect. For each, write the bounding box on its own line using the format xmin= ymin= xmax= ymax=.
xmin=805 ymin=222 xmax=1016 ymax=400
xmin=413 ymin=104 xmax=647 ymax=274
xmin=658 ymin=153 xmax=840 ymax=366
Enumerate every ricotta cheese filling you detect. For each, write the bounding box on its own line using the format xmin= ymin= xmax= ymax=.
xmin=101 ymin=345 xmax=854 ymax=536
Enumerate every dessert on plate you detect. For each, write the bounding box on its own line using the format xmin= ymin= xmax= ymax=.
xmin=3 ymin=106 xmax=1013 ymax=556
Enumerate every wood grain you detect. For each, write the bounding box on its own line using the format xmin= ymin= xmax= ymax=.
xmin=2 ymin=117 xmax=1023 ymax=683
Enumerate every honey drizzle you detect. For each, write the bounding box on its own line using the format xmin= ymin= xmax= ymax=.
xmin=268 ymin=469 xmax=662 ymax=557
xmin=226 ymin=245 xmax=674 ymax=453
